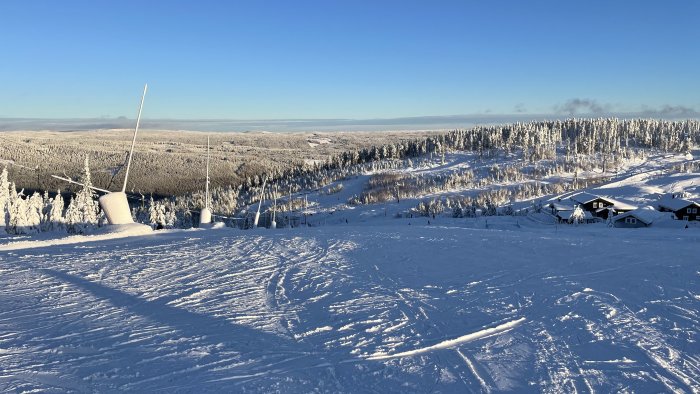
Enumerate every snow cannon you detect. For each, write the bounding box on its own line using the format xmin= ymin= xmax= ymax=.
xmin=199 ymin=207 xmax=212 ymax=225
xmin=51 ymin=84 xmax=148 ymax=227
xmin=99 ymin=192 xmax=134 ymax=225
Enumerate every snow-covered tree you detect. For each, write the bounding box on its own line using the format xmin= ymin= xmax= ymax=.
xmin=49 ymin=190 xmax=65 ymax=231
xmin=6 ymin=186 xmax=27 ymax=235
xmin=66 ymin=157 xmax=100 ymax=234
xmin=148 ymin=196 xmax=158 ymax=228
xmin=569 ymin=205 xmax=585 ymax=225
xmin=25 ymin=192 xmax=44 ymax=233
xmin=40 ymin=191 xmax=52 ymax=232
xmin=0 ymin=167 xmax=9 ymax=227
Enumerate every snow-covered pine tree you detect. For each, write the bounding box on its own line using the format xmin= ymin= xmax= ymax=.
xmin=40 ymin=190 xmax=52 ymax=232
xmin=163 ymin=202 xmax=177 ymax=229
xmin=66 ymin=157 xmax=100 ymax=234
xmin=148 ymin=195 xmax=158 ymax=228
xmin=570 ymin=205 xmax=585 ymax=225
xmin=6 ymin=187 xmax=28 ymax=235
xmin=0 ymin=167 xmax=9 ymax=227
xmin=64 ymin=196 xmax=79 ymax=232
xmin=49 ymin=190 xmax=65 ymax=231
xmin=175 ymin=207 xmax=193 ymax=229
xmin=26 ymin=192 xmax=44 ymax=233
xmin=155 ymin=201 xmax=167 ymax=229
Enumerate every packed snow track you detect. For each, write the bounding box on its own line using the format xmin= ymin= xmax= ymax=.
xmin=1 ymin=225 xmax=699 ymax=392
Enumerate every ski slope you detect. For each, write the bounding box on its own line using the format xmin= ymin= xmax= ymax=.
xmin=1 ymin=223 xmax=699 ymax=392
xmin=1 ymin=151 xmax=700 ymax=392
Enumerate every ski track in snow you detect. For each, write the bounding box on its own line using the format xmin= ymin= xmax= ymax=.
xmin=1 ymin=224 xmax=698 ymax=392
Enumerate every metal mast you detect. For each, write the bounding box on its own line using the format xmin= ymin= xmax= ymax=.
xmin=206 ymin=136 xmax=210 ymax=209
xmin=121 ymin=84 xmax=148 ymax=193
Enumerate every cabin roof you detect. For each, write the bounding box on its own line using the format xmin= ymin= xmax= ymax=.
xmin=613 ymin=206 xmax=661 ymax=225
xmin=569 ymin=192 xmax=604 ymax=205
xmin=549 ymin=202 xmax=574 ymax=211
xmin=657 ymin=196 xmax=699 ymax=211
xmin=569 ymin=192 xmax=636 ymax=210
xmin=607 ymin=199 xmax=637 ymax=211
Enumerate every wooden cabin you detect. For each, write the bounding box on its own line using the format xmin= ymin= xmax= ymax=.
xmin=569 ymin=192 xmax=636 ymax=219
xmin=657 ymin=197 xmax=700 ymax=221
xmin=547 ymin=202 xmax=597 ymax=224
xmin=612 ymin=207 xmax=660 ymax=228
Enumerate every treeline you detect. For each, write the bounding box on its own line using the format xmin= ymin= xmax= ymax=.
xmin=3 ymin=118 xmax=699 ymax=235
xmin=409 ymin=180 xmax=597 ymax=219
xmin=1 ymin=159 xmax=195 ymax=235
xmin=140 ymin=118 xmax=700 ymax=222
xmin=440 ymin=118 xmax=698 ymax=161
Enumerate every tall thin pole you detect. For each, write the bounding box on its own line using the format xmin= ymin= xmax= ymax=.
xmin=122 ymin=84 xmax=148 ymax=192
xmin=256 ymin=177 xmax=267 ymax=214
xmin=272 ymin=185 xmax=277 ymax=222
xmin=205 ymin=136 xmax=210 ymax=209
xmin=253 ymin=176 xmax=267 ymax=227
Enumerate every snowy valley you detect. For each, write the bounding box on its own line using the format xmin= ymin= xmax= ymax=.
xmin=1 ymin=119 xmax=700 ymax=392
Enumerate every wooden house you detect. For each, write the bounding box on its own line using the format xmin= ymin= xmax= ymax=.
xmin=657 ymin=196 xmax=700 ymax=221
xmin=569 ymin=192 xmax=636 ymax=219
xmin=612 ymin=206 xmax=661 ymax=228
xmin=547 ymin=202 xmax=597 ymax=224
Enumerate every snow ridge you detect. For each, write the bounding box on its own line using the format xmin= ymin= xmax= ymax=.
xmin=366 ymin=317 xmax=526 ymax=360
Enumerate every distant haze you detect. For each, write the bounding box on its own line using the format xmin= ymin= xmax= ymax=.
xmin=2 ymin=112 xmax=699 ymax=133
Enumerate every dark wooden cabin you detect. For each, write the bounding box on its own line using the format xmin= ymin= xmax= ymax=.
xmin=658 ymin=197 xmax=700 ymax=221
xmin=569 ymin=192 xmax=636 ymax=219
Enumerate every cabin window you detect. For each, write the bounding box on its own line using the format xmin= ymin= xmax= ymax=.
xmin=692 ymin=208 xmax=698 ymax=214
xmin=625 ymin=217 xmax=636 ymax=224
xmin=593 ymin=202 xmax=599 ymax=208
xmin=688 ymin=208 xmax=692 ymax=213
xmin=683 ymin=216 xmax=689 ymax=221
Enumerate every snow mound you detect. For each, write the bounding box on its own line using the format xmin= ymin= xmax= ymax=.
xmin=0 ymin=223 xmax=153 ymax=251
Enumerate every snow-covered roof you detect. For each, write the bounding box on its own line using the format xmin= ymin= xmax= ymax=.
xmin=607 ymin=199 xmax=637 ymax=211
xmin=613 ymin=206 xmax=662 ymax=225
xmin=548 ymin=202 xmax=574 ymax=211
xmin=569 ymin=192 xmax=602 ymax=205
xmin=657 ymin=196 xmax=699 ymax=212
xmin=569 ymin=192 xmax=636 ymax=211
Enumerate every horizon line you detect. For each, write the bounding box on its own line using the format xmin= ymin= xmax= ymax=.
xmin=2 ymin=113 xmax=698 ymax=133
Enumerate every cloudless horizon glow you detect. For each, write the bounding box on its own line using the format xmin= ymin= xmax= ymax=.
xmin=1 ymin=1 xmax=699 ymax=120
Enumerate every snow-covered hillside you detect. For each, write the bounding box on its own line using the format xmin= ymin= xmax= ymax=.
xmin=2 ymin=147 xmax=700 ymax=392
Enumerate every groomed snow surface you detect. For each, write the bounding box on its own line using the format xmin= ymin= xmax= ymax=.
xmin=2 ymin=151 xmax=699 ymax=392
xmin=1 ymin=223 xmax=699 ymax=392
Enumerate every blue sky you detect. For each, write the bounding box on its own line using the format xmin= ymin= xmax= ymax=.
xmin=1 ymin=1 xmax=699 ymax=120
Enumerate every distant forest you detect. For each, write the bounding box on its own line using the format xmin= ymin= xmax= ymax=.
xmin=0 ymin=129 xmax=433 ymax=196
xmin=2 ymin=118 xmax=699 ymax=234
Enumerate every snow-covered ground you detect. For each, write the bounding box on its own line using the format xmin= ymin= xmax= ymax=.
xmin=1 ymin=152 xmax=699 ymax=392
xmin=1 ymin=224 xmax=699 ymax=392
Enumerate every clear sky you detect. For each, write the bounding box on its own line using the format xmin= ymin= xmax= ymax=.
xmin=1 ymin=1 xmax=699 ymax=120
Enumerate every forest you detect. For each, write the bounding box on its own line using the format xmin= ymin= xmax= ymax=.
xmin=2 ymin=118 xmax=698 ymax=234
